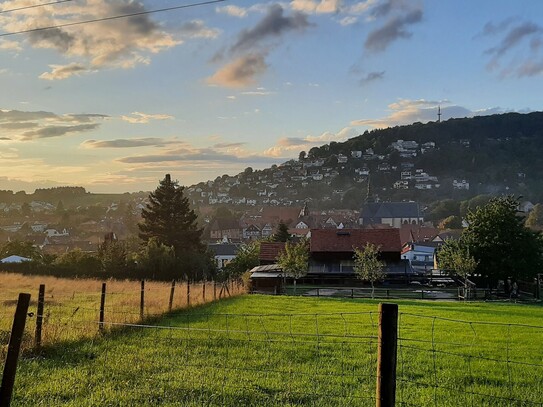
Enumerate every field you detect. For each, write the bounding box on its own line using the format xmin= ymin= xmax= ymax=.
xmin=2 ymin=281 xmax=543 ymax=406
xmin=0 ymin=272 xmax=243 ymax=350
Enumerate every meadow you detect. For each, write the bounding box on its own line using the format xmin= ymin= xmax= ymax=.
xmin=2 ymin=286 xmax=542 ymax=406
xmin=0 ymin=272 xmax=242 ymax=350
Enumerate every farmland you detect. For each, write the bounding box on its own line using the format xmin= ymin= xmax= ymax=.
xmin=2 ymin=282 xmax=543 ymax=406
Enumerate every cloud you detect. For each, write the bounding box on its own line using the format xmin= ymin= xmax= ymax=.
xmin=117 ymin=148 xmax=279 ymax=165
xmin=339 ymin=16 xmax=358 ymax=26
xmin=179 ymin=20 xmax=220 ymax=39
xmin=230 ymin=4 xmax=310 ymax=54
xmin=213 ymin=142 xmax=247 ymax=149
xmin=240 ymin=88 xmax=275 ymax=96
xmin=22 ymin=124 xmax=99 ymax=140
xmin=0 ymin=108 xmax=106 ymax=141
xmin=350 ymin=99 xmax=509 ymax=128
xmin=216 ymin=5 xmax=248 ymax=18
xmin=0 ymin=0 xmax=206 ymax=78
xmin=0 ymin=137 xmax=11 ymax=140
xmin=209 ymin=4 xmax=311 ymax=88
xmin=82 ymin=138 xmax=181 ymax=148
xmin=263 ymin=127 xmax=355 ymax=157
xmin=207 ymin=53 xmax=268 ymax=88
xmin=480 ymin=19 xmax=543 ymax=77
xmin=39 ymin=63 xmax=89 ymax=80
xmin=359 ymin=70 xmax=385 ymax=84
xmin=365 ymin=8 xmax=423 ymax=52
xmin=0 ymin=39 xmax=22 ymax=51
xmin=121 ymin=112 xmax=174 ymax=124
xmin=290 ymin=0 xmax=342 ymax=14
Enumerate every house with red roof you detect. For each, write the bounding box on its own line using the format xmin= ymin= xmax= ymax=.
xmin=309 ymin=229 xmax=410 ymax=279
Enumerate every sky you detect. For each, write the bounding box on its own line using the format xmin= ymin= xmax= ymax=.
xmin=0 ymin=0 xmax=542 ymax=193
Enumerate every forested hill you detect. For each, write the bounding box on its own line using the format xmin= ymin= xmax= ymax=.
xmin=297 ymin=111 xmax=543 ymax=203
xmin=191 ymin=111 xmax=543 ymax=209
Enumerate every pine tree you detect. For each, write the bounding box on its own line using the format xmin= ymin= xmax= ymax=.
xmin=272 ymin=221 xmax=291 ymax=242
xmin=139 ymin=174 xmax=204 ymax=256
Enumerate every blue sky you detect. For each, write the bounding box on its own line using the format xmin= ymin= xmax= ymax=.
xmin=0 ymin=0 xmax=542 ymax=193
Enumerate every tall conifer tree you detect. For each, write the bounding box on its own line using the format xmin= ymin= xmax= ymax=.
xmin=139 ymin=174 xmax=204 ymax=256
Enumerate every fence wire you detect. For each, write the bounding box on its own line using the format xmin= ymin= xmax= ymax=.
xmin=397 ymin=312 xmax=543 ymax=407
xmin=8 ymin=310 xmax=378 ymax=406
xmin=2 ymin=287 xmax=543 ymax=406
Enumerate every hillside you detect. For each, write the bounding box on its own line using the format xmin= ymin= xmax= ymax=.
xmin=187 ymin=111 xmax=543 ymax=209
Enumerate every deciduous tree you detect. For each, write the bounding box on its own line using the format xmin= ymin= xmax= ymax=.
xmin=353 ymin=243 xmax=385 ymax=299
xmin=442 ymin=196 xmax=543 ymax=284
xmin=277 ymin=239 xmax=309 ymax=294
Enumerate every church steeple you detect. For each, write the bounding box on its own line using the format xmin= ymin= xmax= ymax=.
xmin=365 ymin=175 xmax=374 ymax=203
xmin=299 ymin=201 xmax=309 ymax=218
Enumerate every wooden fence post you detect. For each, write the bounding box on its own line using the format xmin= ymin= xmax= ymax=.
xmin=34 ymin=284 xmax=45 ymax=348
xmin=99 ymin=283 xmax=106 ymax=333
xmin=203 ymin=281 xmax=206 ymax=303
xmin=140 ymin=280 xmax=145 ymax=320
xmin=376 ymin=303 xmax=398 ymax=407
xmin=187 ymin=280 xmax=191 ymax=307
xmin=213 ymin=281 xmax=217 ymax=301
xmin=0 ymin=293 xmax=31 ymax=407
xmin=168 ymin=280 xmax=176 ymax=312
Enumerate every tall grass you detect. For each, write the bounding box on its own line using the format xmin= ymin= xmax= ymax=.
xmin=0 ymin=272 xmax=244 ymax=351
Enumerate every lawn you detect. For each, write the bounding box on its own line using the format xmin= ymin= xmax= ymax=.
xmin=4 ymin=294 xmax=542 ymax=406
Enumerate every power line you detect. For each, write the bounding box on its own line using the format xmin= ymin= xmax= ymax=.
xmin=0 ymin=0 xmax=226 ymax=38
xmin=0 ymin=0 xmax=74 ymax=15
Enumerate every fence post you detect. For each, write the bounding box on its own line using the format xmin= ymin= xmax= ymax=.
xmin=0 ymin=293 xmax=31 ymax=407
xmin=187 ymin=280 xmax=191 ymax=307
xmin=376 ymin=303 xmax=398 ymax=407
xmin=317 ymin=288 xmax=320 ymax=297
xmin=203 ymin=281 xmax=206 ymax=303
xmin=213 ymin=281 xmax=217 ymax=301
xmin=421 ymin=290 xmax=424 ymax=299
xmin=99 ymin=283 xmax=106 ymax=333
xmin=35 ymin=284 xmax=45 ymax=349
xmin=140 ymin=280 xmax=145 ymax=320
xmin=168 ymin=280 xmax=176 ymax=312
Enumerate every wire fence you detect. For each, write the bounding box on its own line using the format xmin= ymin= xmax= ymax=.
xmin=2 ymin=294 xmax=543 ymax=405
xmin=0 ymin=276 xmax=244 ymax=354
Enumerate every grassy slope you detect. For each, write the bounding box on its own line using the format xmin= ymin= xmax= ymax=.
xmin=10 ymin=295 xmax=543 ymax=406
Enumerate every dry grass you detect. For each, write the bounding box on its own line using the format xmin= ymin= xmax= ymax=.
xmin=0 ymin=272 xmax=244 ymax=351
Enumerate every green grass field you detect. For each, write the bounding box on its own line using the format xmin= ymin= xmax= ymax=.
xmin=6 ymin=295 xmax=543 ymax=406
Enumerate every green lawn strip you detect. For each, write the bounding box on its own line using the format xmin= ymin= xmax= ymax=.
xmin=9 ymin=295 xmax=543 ymax=406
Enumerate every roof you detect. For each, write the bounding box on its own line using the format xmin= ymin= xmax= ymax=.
xmin=208 ymin=243 xmax=239 ymax=256
xmin=250 ymin=272 xmax=283 ymax=278
xmin=1 ymin=255 xmax=32 ymax=263
xmin=310 ymin=228 xmax=401 ymax=253
xmin=399 ymin=224 xmax=439 ymax=244
xmin=259 ymin=242 xmax=286 ymax=262
xmin=209 ymin=218 xmax=240 ymax=231
xmin=361 ymin=202 xmax=421 ymax=220
xmin=249 ymin=264 xmax=282 ymax=273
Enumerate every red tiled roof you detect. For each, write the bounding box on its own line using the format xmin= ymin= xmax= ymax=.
xmin=310 ymin=228 xmax=401 ymax=253
xmin=259 ymin=242 xmax=286 ymax=262
xmin=399 ymin=224 xmax=439 ymax=245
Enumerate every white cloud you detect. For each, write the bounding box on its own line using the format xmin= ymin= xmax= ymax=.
xmin=216 ymin=5 xmax=248 ymax=18
xmin=121 ymin=112 xmax=174 ymax=124
xmin=0 ymin=0 xmax=221 ymax=78
xmin=350 ymin=99 xmax=508 ymax=128
xmin=290 ymin=0 xmax=342 ymax=14
xmin=263 ymin=127 xmax=354 ymax=157
xmin=39 ymin=63 xmax=89 ymax=80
